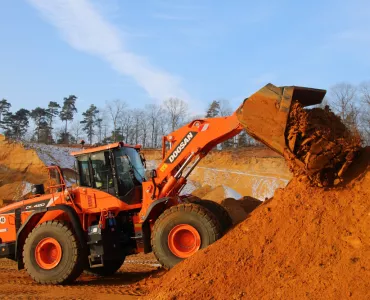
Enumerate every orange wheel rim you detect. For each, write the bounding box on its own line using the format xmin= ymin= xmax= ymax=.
xmin=35 ymin=237 xmax=62 ymax=270
xmin=168 ymin=224 xmax=201 ymax=258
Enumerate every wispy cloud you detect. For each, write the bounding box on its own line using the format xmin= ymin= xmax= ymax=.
xmin=27 ymin=0 xmax=191 ymax=103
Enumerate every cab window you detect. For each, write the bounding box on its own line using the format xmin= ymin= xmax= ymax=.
xmin=90 ymin=152 xmax=113 ymax=192
xmin=77 ymin=155 xmax=91 ymax=187
xmin=115 ymin=154 xmax=135 ymax=197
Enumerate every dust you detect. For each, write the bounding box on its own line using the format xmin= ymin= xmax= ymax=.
xmin=146 ymin=147 xmax=370 ymax=300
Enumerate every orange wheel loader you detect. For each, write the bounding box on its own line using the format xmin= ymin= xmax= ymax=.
xmin=0 ymin=84 xmax=327 ymax=284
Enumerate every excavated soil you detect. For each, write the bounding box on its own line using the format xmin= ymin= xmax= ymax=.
xmin=0 ymin=137 xmax=48 ymax=204
xmin=286 ymin=103 xmax=361 ymax=187
xmin=192 ymin=185 xmax=262 ymax=225
xmin=146 ymin=147 xmax=370 ymax=300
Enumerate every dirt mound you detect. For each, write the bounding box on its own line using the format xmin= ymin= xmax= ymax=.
xmin=286 ymin=103 xmax=361 ymax=187
xmin=147 ymin=147 xmax=370 ymax=300
xmin=190 ymin=185 xmax=212 ymax=198
xmin=192 ymin=185 xmax=262 ymax=226
xmin=0 ymin=139 xmax=47 ymax=203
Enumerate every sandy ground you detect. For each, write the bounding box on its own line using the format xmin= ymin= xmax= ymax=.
xmin=0 ymin=253 xmax=162 ymax=299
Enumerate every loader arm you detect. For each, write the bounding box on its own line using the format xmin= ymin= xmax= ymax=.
xmin=138 ymin=83 xmax=326 ymax=221
xmin=139 ymin=113 xmax=243 ymax=220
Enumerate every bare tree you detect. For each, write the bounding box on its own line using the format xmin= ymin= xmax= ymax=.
xmin=359 ymin=81 xmax=370 ymax=145
xmin=71 ymin=119 xmax=83 ymax=142
xmin=119 ymin=111 xmax=134 ymax=143
xmin=95 ymin=110 xmax=105 ymax=143
xmin=329 ymin=83 xmax=357 ymax=119
xmin=216 ymin=99 xmax=236 ymax=147
xmin=360 ymin=81 xmax=370 ymax=106
xmin=158 ymin=111 xmax=169 ymax=144
xmin=132 ymin=109 xmax=143 ymax=145
xmin=106 ymin=99 xmax=127 ymax=142
xmin=146 ymin=104 xmax=164 ymax=148
xmin=141 ymin=115 xmax=149 ymax=148
xmin=218 ymin=99 xmax=233 ymax=117
xmin=329 ymin=83 xmax=359 ymax=132
xmin=163 ymin=98 xmax=188 ymax=132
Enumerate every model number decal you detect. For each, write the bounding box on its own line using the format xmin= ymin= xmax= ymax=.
xmin=0 ymin=216 xmax=6 ymax=224
xmin=25 ymin=203 xmax=46 ymax=210
xmin=23 ymin=200 xmax=50 ymax=211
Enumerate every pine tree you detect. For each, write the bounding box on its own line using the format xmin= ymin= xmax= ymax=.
xmin=81 ymin=104 xmax=99 ymax=144
xmin=0 ymin=99 xmax=11 ymax=123
xmin=0 ymin=109 xmax=30 ymax=140
xmin=31 ymin=107 xmax=49 ymax=142
xmin=46 ymin=101 xmax=60 ymax=143
xmin=60 ymin=95 xmax=77 ymax=143
xmin=205 ymin=100 xmax=220 ymax=118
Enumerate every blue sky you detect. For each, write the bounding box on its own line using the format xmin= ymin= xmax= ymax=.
xmin=1 ymin=0 xmax=370 ymax=115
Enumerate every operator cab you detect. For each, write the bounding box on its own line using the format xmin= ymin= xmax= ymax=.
xmin=72 ymin=142 xmax=146 ymax=204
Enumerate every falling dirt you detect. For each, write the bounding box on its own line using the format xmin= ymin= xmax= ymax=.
xmin=146 ymin=147 xmax=370 ymax=300
xmin=285 ymin=102 xmax=361 ymax=187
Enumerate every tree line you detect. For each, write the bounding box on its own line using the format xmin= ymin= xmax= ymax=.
xmin=0 ymin=96 xmax=195 ymax=147
xmin=0 ymin=81 xmax=369 ymax=147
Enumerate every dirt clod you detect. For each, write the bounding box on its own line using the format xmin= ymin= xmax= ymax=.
xmin=286 ymin=103 xmax=361 ymax=186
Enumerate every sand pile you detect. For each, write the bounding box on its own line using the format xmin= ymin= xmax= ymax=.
xmin=286 ymin=103 xmax=361 ymax=187
xmin=147 ymin=147 xmax=370 ymax=300
xmin=0 ymin=137 xmax=47 ymax=203
xmin=192 ymin=185 xmax=262 ymax=225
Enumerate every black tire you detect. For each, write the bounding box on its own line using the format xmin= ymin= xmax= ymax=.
xmin=184 ymin=196 xmax=232 ymax=234
xmin=85 ymin=256 xmax=125 ymax=276
xmin=23 ymin=221 xmax=83 ymax=285
xmin=151 ymin=203 xmax=222 ymax=269
xmin=196 ymin=200 xmax=233 ymax=234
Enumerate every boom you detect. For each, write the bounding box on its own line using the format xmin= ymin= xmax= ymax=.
xmin=139 ymin=83 xmax=327 ymax=220
xmin=139 ymin=113 xmax=243 ymax=220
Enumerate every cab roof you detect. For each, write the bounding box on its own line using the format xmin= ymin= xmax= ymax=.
xmin=71 ymin=142 xmax=141 ymax=157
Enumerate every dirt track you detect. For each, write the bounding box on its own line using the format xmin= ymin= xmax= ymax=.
xmin=0 ymin=253 xmax=161 ymax=299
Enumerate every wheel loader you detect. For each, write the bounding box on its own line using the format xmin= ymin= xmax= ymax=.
xmin=0 ymin=83 xmax=332 ymax=284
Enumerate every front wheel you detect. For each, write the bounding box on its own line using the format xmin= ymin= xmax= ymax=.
xmin=23 ymin=221 xmax=83 ymax=285
xmin=151 ymin=203 xmax=222 ymax=269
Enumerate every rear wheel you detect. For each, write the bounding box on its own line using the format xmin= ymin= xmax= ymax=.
xmin=23 ymin=221 xmax=83 ymax=285
xmin=151 ymin=203 xmax=222 ymax=269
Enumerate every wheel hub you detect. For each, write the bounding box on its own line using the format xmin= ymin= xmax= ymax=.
xmin=168 ymin=224 xmax=201 ymax=258
xmin=35 ymin=237 xmax=62 ymax=270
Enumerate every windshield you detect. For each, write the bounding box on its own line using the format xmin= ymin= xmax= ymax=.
xmin=114 ymin=148 xmax=145 ymax=183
